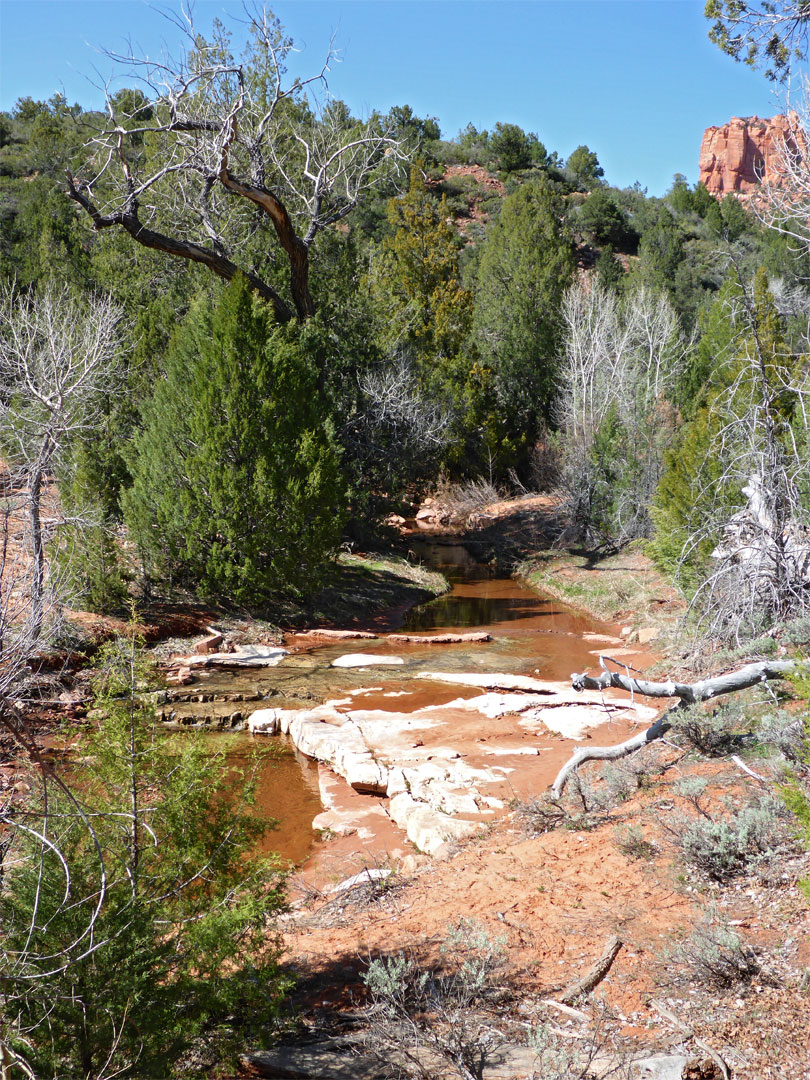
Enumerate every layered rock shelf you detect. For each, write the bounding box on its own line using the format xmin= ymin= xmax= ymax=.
xmin=248 ymin=671 xmax=657 ymax=857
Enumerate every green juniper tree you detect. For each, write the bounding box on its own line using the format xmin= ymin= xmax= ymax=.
xmin=124 ymin=274 xmax=344 ymax=604
xmin=474 ymin=180 xmax=576 ymax=454
xmin=0 ymin=631 xmax=289 ymax=1079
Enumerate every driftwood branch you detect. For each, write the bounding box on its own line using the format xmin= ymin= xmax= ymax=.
xmin=560 ymin=935 xmax=622 ymax=1004
xmin=551 ymin=658 xmax=799 ymax=798
xmin=650 ymin=1000 xmax=730 ymax=1080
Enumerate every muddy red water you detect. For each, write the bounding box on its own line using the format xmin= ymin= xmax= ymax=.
xmin=223 ymin=539 xmax=655 ymax=882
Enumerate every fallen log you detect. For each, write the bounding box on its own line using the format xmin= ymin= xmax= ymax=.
xmin=551 ymin=657 xmax=799 ymax=798
xmin=560 ymin=935 xmax=622 ymax=1004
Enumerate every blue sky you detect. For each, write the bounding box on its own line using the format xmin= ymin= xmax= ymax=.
xmin=0 ymin=0 xmax=794 ymax=194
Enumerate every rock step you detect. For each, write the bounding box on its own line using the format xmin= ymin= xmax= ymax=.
xmin=386 ymin=632 xmax=490 ymax=643
xmin=164 ymin=690 xmax=264 ymax=704
xmin=159 ymin=702 xmax=247 ymax=729
xmin=243 ymin=1043 xmax=693 ymax=1079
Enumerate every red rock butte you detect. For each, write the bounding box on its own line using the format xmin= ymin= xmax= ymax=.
xmin=699 ymin=113 xmax=805 ymax=196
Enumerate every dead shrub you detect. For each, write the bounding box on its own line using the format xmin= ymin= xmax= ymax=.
xmin=664 ymin=912 xmax=761 ymax=989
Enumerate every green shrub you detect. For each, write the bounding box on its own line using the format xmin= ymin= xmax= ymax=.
xmin=0 ymin=631 xmax=290 ymax=1078
xmin=673 ymin=799 xmax=792 ymax=881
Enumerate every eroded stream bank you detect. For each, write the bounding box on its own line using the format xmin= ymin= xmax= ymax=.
xmin=163 ymin=539 xmax=659 ymax=882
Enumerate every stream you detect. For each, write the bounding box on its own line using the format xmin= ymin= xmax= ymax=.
xmin=164 ymin=540 xmax=650 ymax=876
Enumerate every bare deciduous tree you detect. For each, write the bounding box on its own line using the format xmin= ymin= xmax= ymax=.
xmin=0 ymin=283 xmax=125 ymax=642
xmin=554 ymin=281 xmax=686 ymax=545
xmin=65 ymin=4 xmax=407 ymax=323
xmin=675 ymin=263 xmax=810 ymax=641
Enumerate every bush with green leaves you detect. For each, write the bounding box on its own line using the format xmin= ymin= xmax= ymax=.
xmin=0 ymin=631 xmax=290 ymax=1079
xmin=672 ymin=798 xmax=793 ymax=881
xmin=124 ymin=274 xmax=345 ymax=605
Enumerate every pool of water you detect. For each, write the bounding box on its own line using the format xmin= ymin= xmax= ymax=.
xmin=196 ymin=539 xmax=622 ymax=869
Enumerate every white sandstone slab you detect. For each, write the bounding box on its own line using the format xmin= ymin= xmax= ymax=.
xmin=331 ymin=653 xmax=405 ymax=668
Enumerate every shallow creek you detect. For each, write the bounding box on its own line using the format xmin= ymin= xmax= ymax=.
xmin=165 ymin=540 xmax=655 ymax=880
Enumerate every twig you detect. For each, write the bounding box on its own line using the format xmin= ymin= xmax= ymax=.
xmin=650 ymin=999 xmax=730 ymax=1080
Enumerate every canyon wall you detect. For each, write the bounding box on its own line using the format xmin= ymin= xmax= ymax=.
xmin=699 ymin=113 xmax=802 ymax=195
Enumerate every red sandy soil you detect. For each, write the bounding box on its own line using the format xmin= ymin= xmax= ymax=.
xmin=282 ymin=752 xmax=810 ymax=1080
xmin=277 ymin=496 xmax=810 ymax=1080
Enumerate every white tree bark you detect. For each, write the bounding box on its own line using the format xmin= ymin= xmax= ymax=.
xmin=551 ymin=658 xmax=798 ymax=797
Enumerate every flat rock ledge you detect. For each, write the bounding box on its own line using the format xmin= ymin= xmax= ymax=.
xmin=172 ymin=644 xmax=288 ymax=668
xmin=248 ymin=704 xmax=485 ymax=856
xmin=242 ymin=1042 xmax=691 ymax=1079
xmin=247 ymin=670 xmax=656 ymax=857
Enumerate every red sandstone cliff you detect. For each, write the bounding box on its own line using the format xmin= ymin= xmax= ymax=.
xmin=699 ymin=113 xmax=803 ymax=195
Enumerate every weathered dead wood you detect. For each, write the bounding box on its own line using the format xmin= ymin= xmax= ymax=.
xmin=650 ymin=1000 xmax=730 ymax=1080
xmin=551 ymin=658 xmax=799 ymax=798
xmin=571 ymin=658 xmax=797 ymax=703
xmin=560 ymin=935 xmax=622 ymax=1004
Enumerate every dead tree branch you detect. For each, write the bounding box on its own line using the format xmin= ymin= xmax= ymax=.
xmin=560 ymin=936 xmax=623 ymax=1004
xmin=551 ymin=658 xmax=799 ymax=797
xmin=66 ymin=5 xmax=407 ymax=322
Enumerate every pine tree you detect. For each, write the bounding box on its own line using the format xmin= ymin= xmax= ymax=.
xmin=124 ymin=275 xmax=345 ymax=603
xmin=474 ymin=180 xmax=576 ymax=442
xmin=0 ymin=631 xmax=289 ymax=1078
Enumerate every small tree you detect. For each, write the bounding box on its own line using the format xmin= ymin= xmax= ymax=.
xmin=0 ymin=283 xmax=125 ymax=638
xmin=124 ymin=274 xmax=345 ymax=603
xmin=567 ymin=144 xmax=604 ymax=188
xmin=0 ymin=630 xmax=289 ymax=1078
xmin=474 ymin=180 xmax=576 ymax=444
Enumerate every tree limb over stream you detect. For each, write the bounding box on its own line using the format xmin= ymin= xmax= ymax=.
xmin=550 ymin=658 xmax=799 ymax=798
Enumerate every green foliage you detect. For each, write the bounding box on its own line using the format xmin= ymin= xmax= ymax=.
xmin=489 ymin=122 xmax=546 ymax=172
xmin=124 ymin=275 xmax=345 ymax=603
xmin=0 ymin=632 xmax=290 ymax=1078
xmin=650 ymin=267 xmax=795 ymax=601
xmin=566 ymin=144 xmax=604 ymax=187
xmin=595 ymin=244 xmax=625 ymax=290
xmin=576 ymin=189 xmax=635 ymax=248
xmin=705 ymin=0 xmax=806 ymax=81
xmin=375 ymin=168 xmax=473 ymax=370
xmin=474 ymin=180 xmax=575 ymax=442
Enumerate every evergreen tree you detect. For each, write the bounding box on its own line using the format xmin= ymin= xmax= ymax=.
xmin=124 ymin=275 xmax=344 ymax=603
xmin=566 ymin=144 xmax=604 ymax=187
xmin=0 ymin=631 xmax=289 ymax=1078
xmin=474 ymin=180 xmax=575 ymax=445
